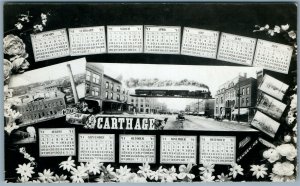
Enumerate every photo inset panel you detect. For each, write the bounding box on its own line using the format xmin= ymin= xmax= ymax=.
xmin=251 ymin=111 xmax=280 ymax=138
xmin=259 ymin=74 xmax=289 ymax=101
xmin=257 ymin=93 xmax=287 ymax=120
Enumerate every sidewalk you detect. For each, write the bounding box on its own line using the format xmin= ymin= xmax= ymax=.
xmin=222 ymin=119 xmax=250 ymax=126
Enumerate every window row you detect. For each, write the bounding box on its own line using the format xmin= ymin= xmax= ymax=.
xmin=86 ymin=71 xmax=102 ymax=84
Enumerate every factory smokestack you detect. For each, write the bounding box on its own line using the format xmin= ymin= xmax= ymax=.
xmin=66 ymin=64 xmax=79 ymax=103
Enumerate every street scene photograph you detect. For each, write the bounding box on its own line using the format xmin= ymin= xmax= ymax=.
xmin=251 ymin=111 xmax=280 ymax=138
xmin=258 ymin=74 xmax=289 ymax=101
xmin=84 ymin=62 xmax=263 ymax=132
xmin=257 ymin=93 xmax=287 ymax=120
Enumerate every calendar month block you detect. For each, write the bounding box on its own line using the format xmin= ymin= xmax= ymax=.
xmin=144 ymin=25 xmax=181 ymax=54
xmin=107 ymin=25 xmax=143 ymax=53
xmin=200 ymin=136 xmax=236 ymax=165
xmin=181 ymin=27 xmax=219 ymax=59
xmin=253 ymin=39 xmax=293 ymax=74
xmin=78 ymin=134 xmax=115 ymax=162
xmin=31 ymin=29 xmax=70 ymax=62
xmin=39 ymin=128 xmax=76 ymax=157
xmin=69 ymin=26 xmax=106 ymax=56
xmin=160 ymin=135 xmax=197 ymax=164
xmin=119 ymin=135 xmax=156 ymax=163
xmin=217 ymin=33 xmax=256 ymax=66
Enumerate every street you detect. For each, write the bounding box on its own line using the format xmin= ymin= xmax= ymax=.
xmin=157 ymin=114 xmax=256 ymax=131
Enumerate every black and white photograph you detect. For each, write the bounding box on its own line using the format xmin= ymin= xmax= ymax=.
xmin=2 ymin=2 xmax=297 ymax=183
xmin=258 ymin=74 xmax=289 ymax=101
xmin=7 ymin=58 xmax=86 ymax=127
xmin=86 ymin=62 xmax=261 ymax=132
xmin=251 ymin=111 xmax=281 ymax=138
xmin=257 ymin=93 xmax=287 ymax=120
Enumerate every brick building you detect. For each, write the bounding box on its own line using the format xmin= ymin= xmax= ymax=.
xmin=215 ymin=73 xmax=258 ymax=122
xmin=129 ymin=96 xmax=165 ymax=114
xmin=85 ymin=63 xmax=104 ymax=113
xmin=16 ymin=90 xmax=66 ymax=126
xmin=102 ymin=74 xmax=131 ymax=114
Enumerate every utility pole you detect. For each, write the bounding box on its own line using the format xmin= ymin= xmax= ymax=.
xmin=237 ymin=75 xmax=241 ymax=123
xmin=198 ymin=98 xmax=200 ymax=114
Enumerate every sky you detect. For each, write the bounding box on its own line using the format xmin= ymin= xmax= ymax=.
xmin=9 ymin=58 xmax=86 ymax=88
xmin=96 ymin=63 xmax=262 ymax=111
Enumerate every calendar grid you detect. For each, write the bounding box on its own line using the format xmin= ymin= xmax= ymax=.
xmin=199 ymin=135 xmax=236 ymax=165
xmin=68 ymin=26 xmax=107 ymax=56
xmin=181 ymin=27 xmax=220 ymax=59
xmin=253 ymin=39 xmax=293 ymax=74
xmin=144 ymin=25 xmax=182 ymax=55
xmin=160 ymin=135 xmax=197 ymax=164
xmin=38 ymin=128 xmax=76 ymax=157
xmin=78 ymin=134 xmax=115 ymax=162
xmin=119 ymin=134 xmax=156 ymax=164
xmin=217 ymin=32 xmax=257 ymax=66
xmin=30 ymin=28 xmax=70 ymax=62
xmin=28 ymin=26 xmax=294 ymax=74
xmin=107 ymin=25 xmax=144 ymax=53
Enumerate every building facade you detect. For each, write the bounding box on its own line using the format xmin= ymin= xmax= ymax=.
xmin=215 ymin=73 xmax=258 ymax=122
xmin=185 ymin=99 xmax=215 ymax=117
xmin=102 ymin=74 xmax=131 ymax=114
xmin=16 ymin=91 xmax=66 ymax=126
xmin=85 ymin=63 xmax=104 ymax=113
xmin=129 ymin=97 xmax=166 ymax=114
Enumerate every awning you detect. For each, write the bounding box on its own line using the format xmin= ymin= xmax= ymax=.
xmin=85 ymin=98 xmax=101 ymax=105
xmin=103 ymin=100 xmax=124 ymax=104
xmin=232 ymin=108 xmax=249 ymax=115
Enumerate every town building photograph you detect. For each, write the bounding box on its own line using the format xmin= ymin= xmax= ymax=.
xmin=86 ymin=62 xmax=262 ymax=131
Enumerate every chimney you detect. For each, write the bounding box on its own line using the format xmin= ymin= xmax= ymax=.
xmin=66 ymin=64 xmax=79 ymax=103
xmin=244 ymin=73 xmax=247 ymax=78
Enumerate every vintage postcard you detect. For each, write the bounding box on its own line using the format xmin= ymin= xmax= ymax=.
xmin=3 ymin=2 xmax=297 ymax=183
